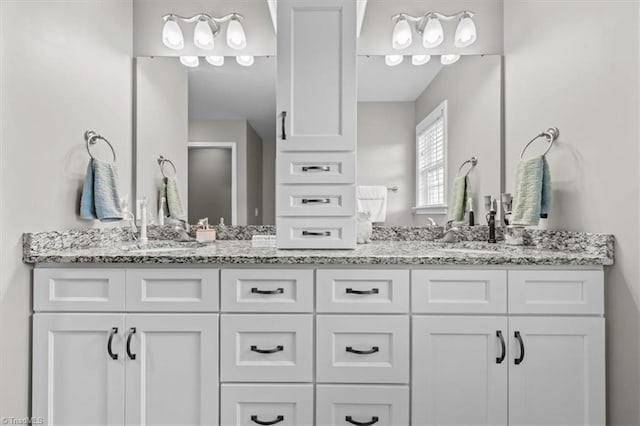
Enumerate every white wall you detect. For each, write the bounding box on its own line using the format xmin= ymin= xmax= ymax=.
xmin=0 ymin=0 xmax=133 ymax=418
xmin=262 ymin=138 xmax=276 ymax=225
xmin=504 ymin=1 xmax=640 ymax=424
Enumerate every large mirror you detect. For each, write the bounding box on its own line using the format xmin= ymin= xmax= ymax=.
xmin=134 ymin=54 xmax=501 ymax=227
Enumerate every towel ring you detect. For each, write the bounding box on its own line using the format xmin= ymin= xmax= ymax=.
xmin=157 ymin=155 xmax=177 ymax=178
xmin=85 ymin=130 xmax=116 ymax=163
xmin=520 ymin=127 xmax=560 ymax=160
xmin=458 ymin=157 xmax=478 ymax=177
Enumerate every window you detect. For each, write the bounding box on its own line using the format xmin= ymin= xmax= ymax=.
xmin=415 ymin=101 xmax=447 ymax=214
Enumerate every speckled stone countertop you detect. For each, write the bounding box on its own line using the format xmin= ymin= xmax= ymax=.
xmin=23 ymin=226 xmax=614 ymax=266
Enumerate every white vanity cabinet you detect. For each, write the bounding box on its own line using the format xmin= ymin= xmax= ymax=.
xmin=32 ymin=266 xmax=605 ymax=426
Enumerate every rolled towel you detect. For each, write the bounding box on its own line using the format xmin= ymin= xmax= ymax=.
xmin=357 ymin=185 xmax=387 ymax=223
xmin=449 ymin=175 xmax=468 ymax=222
xmin=511 ymin=155 xmax=552 ymax=226
xmin=80 ymin=159 xmax=123 ymax=222
xmin=164 ymin=176 xmax=186 ymax=221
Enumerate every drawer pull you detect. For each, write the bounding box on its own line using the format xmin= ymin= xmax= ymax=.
xmin=346 ymin=288 xmax=379 ymax=295
xmin=514 ymin=331 xmax=525 ymax=365
xmin=346 ymin=346 xmax=379 ymax=355
xmin=126 ymin=327 xmax=137 ymax=360
xmin=251 ymin=415 xmax=284 ymax=425
xmin=302 ymin=230 xmax=331 ymax=237
xmin=301 ymin=165 xmax=330 ymax=172
xmin=281 ymin=111 xmax=287 ymax=140
xmin=251 ymin=345 xmax=284 ymax=354
xmin=496 ymin=330 xmax=505 ymax=364
xmin=107 ymin=327 xmax=118 ymax=360
xmin=251 ymin=287 xmax=284 ymax=295
xmin=345 ymin=416 xmax=379 ymax=426
xmin=301 ymin=198 xmax=331 ymax=204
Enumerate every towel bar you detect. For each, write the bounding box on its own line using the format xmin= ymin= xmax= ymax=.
xmin=457 ymin=157 xmax=478 ymax=177
xmin=520 ymin=127 xmax=559 ymax=159
xmin=157 ymin=155 xmax=177 ymax=178
xmin=85 ymin=130 xmax=116 ymax=163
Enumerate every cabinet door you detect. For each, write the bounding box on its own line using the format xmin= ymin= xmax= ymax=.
xmin=276 ymin=0 xmax=356 ymax=151
xmin=508 ymin=317 xmax=605 ymax=426
xmin=32 ymin=313 xmax=125 ymax=426
xmin=124 ymin=314 xmax=219 ymax=426
xmin=412 ymin=316 xmax=508 ymax=426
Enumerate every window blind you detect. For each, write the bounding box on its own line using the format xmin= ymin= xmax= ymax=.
xmin=417 ymin=112 xmax=445 ymax=207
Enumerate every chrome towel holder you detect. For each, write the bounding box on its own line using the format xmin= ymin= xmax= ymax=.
xmin=520 ymin=127 xmax=560 ymax=159
xmin=458 ymin=156 xmax=478 ymax=177
xmin=85 ymin=130 xmax=116 ymax=163
xmin=157 ymin=155 xmax=177 ymax=178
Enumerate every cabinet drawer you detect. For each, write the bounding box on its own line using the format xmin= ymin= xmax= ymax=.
xmin=221 ymin=269 xmax=313 ymax=313
xmin=316 ymin=385 xmax=409 ymax=426
xmin=316 ymin=315 xmax=409 ymax=384
xmin=276 ymin=217 xmax=356 ymax=249
xmin=412 ymin=270 xmax=507 ymax=314
xmin=220 ymin=315 xmax=313 ymax=382
xmin=125 ymin=269 xmax=219 ymax=312
xmin=317 ymin=270 xmax=409 ymax=313
xmin=221 ymin=384 xmax=313 ymax=426
xmin=277 ymin=185 xmax=355 ymax=217
xmin=508 ymin=270 xmax=604 ymax=315
xmin=277 ymin=152 xmax=355 ymax=184
xmin=34 ymin=268 xmax=125 ymax=312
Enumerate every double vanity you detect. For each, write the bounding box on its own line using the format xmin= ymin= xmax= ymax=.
xmin=24 ymin=226 xmax=612 ymax=425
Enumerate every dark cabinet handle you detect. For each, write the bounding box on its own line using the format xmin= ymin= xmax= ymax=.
xmin=496 ymin=330 xmax=506 ymax=364
xmin=126 ymin=327 xmax=137 ymax=360
xmin=301 ymin=198 xmax=331 ymax=204
xmin=251 ymin=287 xmax=284 ymax=295
xmin=514 ymin=331 xmax=525 ymax=365
xmin=107 ymin=327 xmax=118 ymax=360
xmin=301 ymin=165 xmax=331 ymax=172
xmin=346 ymin=346 xmax=379 ymax=355
xmin=281 ymin=111 xmax=287 ymax=140
xmin=346 ymin=288 xmax=379 ymax=295
xmin=302 ymin=230 xmax=331 ymax=237
xmin=251 ymin=415 xmax=284 ymax=425
xmin=346 ymin=416 xmax=379 ymax=426
xmin=251 ymin=345 xmax=284 ymax=354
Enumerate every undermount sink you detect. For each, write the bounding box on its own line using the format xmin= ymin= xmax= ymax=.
xmin=118 ymin=240 xmax=205 ymax=253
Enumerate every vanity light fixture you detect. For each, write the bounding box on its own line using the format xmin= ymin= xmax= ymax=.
xmin=385 ymin=54 xmax=404 ymax=66
xmin=205 ymin=55 xmax=225 ymax=66
xmin=179 ymin=56 xmax=200 ymax=67
xmin=440 ymin=54 xmax=460 ymax=65
xmin=162 ymin=13 xmax=246 ymax=51
xmin=390 ymin=11 xmax=476 ymax=50
xmin=236 ymin=55 xmax=254 ymax=66
xmin=411 ymin=54 xmax=431 ymax=65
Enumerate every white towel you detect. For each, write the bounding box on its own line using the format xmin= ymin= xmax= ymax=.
xmin=357 ymin=185 xmax=387 ymax=223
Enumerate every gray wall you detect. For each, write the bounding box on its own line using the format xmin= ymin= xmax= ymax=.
xmin=504 ymin=1 xmax=640 ymax=424
xmin=246 ymin=124 xmax=263 ymax=225
xmin=0 ymin=0 xmax=133 ymax=417
xmin=188 ymin=147 xmax=232 ymax=225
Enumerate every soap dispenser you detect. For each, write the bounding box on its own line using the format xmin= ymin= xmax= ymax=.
xmin=196 ymin=218 xmax=216 ymax=243
xmin=486 ymin=197 xmax=497 ymax=243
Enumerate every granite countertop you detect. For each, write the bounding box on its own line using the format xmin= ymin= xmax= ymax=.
xmin=23 ymin=237 xmax=614 ymax=266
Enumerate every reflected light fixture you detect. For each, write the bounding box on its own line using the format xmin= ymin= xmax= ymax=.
xmin=392 ymin=16 xmax=412 ymax=50
xmin=205 ymin=55 xmax=225 ymax=66
xmin=162 ymin=15 xmax=184 ymax=50
xmin=385 ymin=54 xmax=403 ymax=66
xmin=455 ymin=12 xmax=477 ymax=48
xmin=422 ymin=15 xmax=444 ymax=48
xmin=236 ymin=55 xmax=254 ymax=66
xmin=390 ymin=11 xmax=476 ymax=50
xmin=227 ymin=15 xmax=247 ymax=50
xmin=411 ymin=55 xmax=431 ymax=66
xmin=440 ymin=54 xmax=460 ymax=65
xmin=179 ymin=56 xmax=200 ymax=67
xmin=162 ymin=12 xmax=247 ymax=51
xmin=193 ymin=17 xmax=215 ymax=49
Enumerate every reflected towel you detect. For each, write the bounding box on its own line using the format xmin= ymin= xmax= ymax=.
xmin=163 ymin=177 xmax=185 ymax=221
xmin=357 ymin=185 xmax=387 ymax=223
xmin=511 ymin=155 xmax=552 ymax=226
xmin=449 ymin=176 xmax=468 ymax=222
xmin=80 ymin=159 xmax=123 ymax=222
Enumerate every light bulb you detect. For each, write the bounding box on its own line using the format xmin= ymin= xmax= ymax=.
xmin=441 ymin=54 xmax=460 ymax=65
xmin=236 ymin=55 xmax=254 ymax=66
xmin=392 ymin=17 xmax=412 ymax=50
xmin=422 ymin=16 xmax=444 ymax=48
xmin=180 ymin=56 xmax=200 ymax=67
xmin=162 ymin=16 xmax=184 ymax=50
xmin=411 ymin=55 xmax=431 ymax=66
xmin=227 ymin=17 xmax=247 ymax=50
xmin=205 ymin=56 xmax=225 ymax=66
xmin=194 ymin=18 xmax=215 ymax=50
xmin=385 ymin=55 xmax=403 ymax=66
xmin=455 ymin=14 xmax=477 ymax=48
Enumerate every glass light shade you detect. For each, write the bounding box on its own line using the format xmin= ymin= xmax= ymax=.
xmin=205 ymin=55 xmax=225 ymax=66
xmin=236 ymin=55 xmax=254 ymax=66
xmin=411 ymin=54 xmax=431 ymax=65
xmin=455 ymin=15 xmax=477 ymax=48
xmin=179 ymin=56 xmax=200 ymax=67
xmin=392 ymin=18 xmax=412 ymax=50
xmin=441 ymin=54 xmax=460 ymax=65
xmin=422 ymin=16 xmax=444 ymax=48
xmin=385 ymin=55 xmax=403 ymax=66
xmin=162 ymin=17 xmax=184 ymax=50
xmin=194 ymin=18 xmax=215 ymax=50
xmin=227 ymin=18 xmax=247 ymax=50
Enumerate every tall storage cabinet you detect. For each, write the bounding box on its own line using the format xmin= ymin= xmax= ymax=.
xmin=276 ymin=0 xmax=358 ymax=248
